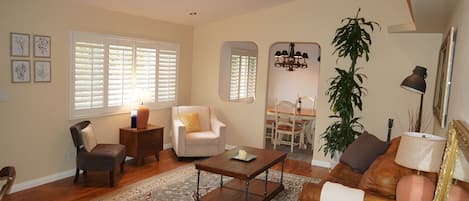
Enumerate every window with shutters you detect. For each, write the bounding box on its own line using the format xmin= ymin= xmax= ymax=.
xmin=70 ymin=32 xmax=179 ymax=119
xmin=229 ymin=49 xmax=257 ymax=102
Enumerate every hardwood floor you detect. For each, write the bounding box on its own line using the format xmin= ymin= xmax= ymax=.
xmin=3 ymin=149 xmax=330 ymax=201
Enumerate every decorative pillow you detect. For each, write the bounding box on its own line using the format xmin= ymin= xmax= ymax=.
xmin=340 ymin=131 xmax=389 ymax=173
xmin=359 ymin=137 xmax=412 ymax=198
xmin=179 ymin=112 xmax=202 ymax=133
xmin=81 ymin=124 xmax=97 ymax=152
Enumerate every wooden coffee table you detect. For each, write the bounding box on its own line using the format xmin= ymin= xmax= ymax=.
xmin=194 ymin=146 xmax=287 ymax=201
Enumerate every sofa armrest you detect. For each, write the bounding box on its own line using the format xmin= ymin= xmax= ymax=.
xmin=300 ymin=182 xmax=395 ymax=201
xmin=172 ymin=119 xmax=186 ymax=154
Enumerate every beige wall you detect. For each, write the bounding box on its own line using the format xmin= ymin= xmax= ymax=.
xmin=191 ymin=0 xmax=442 ymax=163
xmin=437 ymin=0 xmax=469 ymax=130
xmin=0 ymin=0 xmax=193 ymax=183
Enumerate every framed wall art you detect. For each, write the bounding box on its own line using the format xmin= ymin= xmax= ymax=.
xmin=10 ymin=32 xmax=30 ymax=57
xmin=433 ymin=27 xmax=456 ymax=129
xmin=33 ymin=35 xmax=51 ymax=58
xmin=11 ymin=60 xmax=31 ymax=83
xmin=34 ymin=61 xmax=51 ymax=82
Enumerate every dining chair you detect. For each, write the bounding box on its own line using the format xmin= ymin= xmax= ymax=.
xmin=299 ymin=96 xmax=316 ymax=152
xmin=273 ymin=100 xmax=302 ymax=152
xmin=265 ymin=116 xmax=276 ymax=144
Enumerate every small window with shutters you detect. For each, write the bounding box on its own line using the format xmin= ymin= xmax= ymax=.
xmin=70 ymin=32 xmax=179 ymax=119
xmin=219 ymin=41 xmax=258 ymax=103
xmin=229 ymin=49 xmax=257 ymax=101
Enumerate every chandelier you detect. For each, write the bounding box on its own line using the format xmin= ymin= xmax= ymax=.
xmin=274 ymin=42 xmax=309 ymax=71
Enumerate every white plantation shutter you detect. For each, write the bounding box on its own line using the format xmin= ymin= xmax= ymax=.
xmin=70 ymin=32 xmax=179 ymax=119
xmin=74 ymin=42 xmax=105 ymax=110
xmin=229 ymin=49 xmax=257 ymax=101
xmin=158 ymin=49 xmax=177 ymax=103
xmin=136 ymin=47 xmax=157 ymax=102
xmin=108 ymin=45 xmax=133 ymax=107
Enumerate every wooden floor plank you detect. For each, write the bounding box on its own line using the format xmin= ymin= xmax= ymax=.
xmin=3 ymin=149 xmax=329 ymax=201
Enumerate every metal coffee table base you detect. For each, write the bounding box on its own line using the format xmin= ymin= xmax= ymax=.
xmin=196 ymin=160 xmax=285 ymax=201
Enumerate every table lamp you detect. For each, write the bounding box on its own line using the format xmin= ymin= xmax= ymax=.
xmin=395 ymin=132 xmax=446 ymax=201
xmin=400 ymin=66 xmax=427 ymax=132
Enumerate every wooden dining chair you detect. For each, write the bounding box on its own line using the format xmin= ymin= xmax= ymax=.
xmin=299 ymin=96 xmax=316 ymax=151
xmin=273 ymin=100 xmax=302 ymax=152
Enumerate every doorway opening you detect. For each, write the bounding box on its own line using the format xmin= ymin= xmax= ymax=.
xmin=264 ymin=42 xmax=321 ymax=163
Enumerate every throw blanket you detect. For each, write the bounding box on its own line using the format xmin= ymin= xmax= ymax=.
xmin=320 ymin=182 xmax=364 ymax=201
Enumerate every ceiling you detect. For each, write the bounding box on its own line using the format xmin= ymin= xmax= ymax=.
xmin=77 ymin=0 xmax=458 ymax=32
xmin=78 ymin=0 xmax=294 ymax=26
xmin=411 ymin=0 xmax=459 ymax=33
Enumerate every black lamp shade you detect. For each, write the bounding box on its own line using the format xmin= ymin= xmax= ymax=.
xmin=281 ymin=50 xmax=288 ymax=56
xmin=294 ymin=51 xmax=302 ymax=58
xmin=275 ymin=51 xmax=282 ymax=57
xmin=401 ymin=66 xmax=427 ymax=94
xmin=302 ymin=53 xmax=309 ymax=59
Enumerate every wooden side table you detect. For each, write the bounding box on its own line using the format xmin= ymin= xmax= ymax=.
xmin=119 ymin=124 xmax=164 ymax=166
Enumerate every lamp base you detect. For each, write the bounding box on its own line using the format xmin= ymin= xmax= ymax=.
xmin=396 ymin=174 xmax=435 ymax=201
xmin=136 ymin=104 xmax=149 ymax=129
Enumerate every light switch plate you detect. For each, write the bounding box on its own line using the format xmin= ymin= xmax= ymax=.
xmin=0 ymin=91 xmax=8 ymax=102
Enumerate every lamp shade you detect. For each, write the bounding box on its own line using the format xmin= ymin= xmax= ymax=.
xmin=453 ymin=149 xmax=469 ymax=182
xmin=401 ymin=66 xmax=427 ymax=94
xmin=395 ymin=132 xmax=446 ymax=173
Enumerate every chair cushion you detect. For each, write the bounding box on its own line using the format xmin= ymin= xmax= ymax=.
xmin=185 ymin=131 xmax=219 ymax=145
xmin=177 ymin=106 xmax=210 ymax=131
xmin=179 ymin=112 xmax=202 ymax=133
xmin=277 ymin=125 xmax=302 ymax=132
xmin=77 ymin=144 xmax=126 ymax=171
xmin=340 ymin=131 xmax=389 ymax=173
xmin=81 ymin=124 xmax=97 ymax=152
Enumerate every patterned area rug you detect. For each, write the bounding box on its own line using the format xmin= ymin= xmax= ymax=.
xmin=93 ymin=164 xmax=320 ymax=201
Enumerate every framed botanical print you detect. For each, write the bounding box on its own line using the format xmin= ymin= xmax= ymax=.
xmin=11 ymin=60 xmax=31 ymax=83
xmin=34 ymin=61 xmax=51 ymax=82
xmin=34 ymin=35 xmax=51 ymax=58
xmin=10 ymin=32 xmax=30 ymax=57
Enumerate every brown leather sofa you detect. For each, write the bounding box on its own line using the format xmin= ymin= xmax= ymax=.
xmin=300 ymin=137 xmax=436 ymax=201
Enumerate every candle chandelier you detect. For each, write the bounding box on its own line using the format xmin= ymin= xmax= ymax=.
xmin=274 ymin=42 xmax=309 ymax=71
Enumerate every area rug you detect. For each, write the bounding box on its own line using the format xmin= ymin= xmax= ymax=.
xmin=93 ymin=164 xmax=320 ymax=201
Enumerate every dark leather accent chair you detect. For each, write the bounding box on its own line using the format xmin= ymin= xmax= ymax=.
xmin=69 ymin=121 xmax=126 ymax=187
xmin=0 ymin=166 xmax=16 ymax=201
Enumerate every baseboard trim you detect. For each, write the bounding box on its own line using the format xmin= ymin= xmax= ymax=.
xmin=163 ymin=143 xmax=172 ymax=150
xmin=225 ymin=144 xmax=237 ymax=150
xmin=11 ymin=143 xmax=174 ymax=194
xmin=311 ymin=160 xmax=332 ymax=168
xmin=10 ymin=168 xmax=76 ymax=194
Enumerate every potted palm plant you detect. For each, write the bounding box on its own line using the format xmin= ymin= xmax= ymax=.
xmin=321 ymin=9 xmax=380 ymax=159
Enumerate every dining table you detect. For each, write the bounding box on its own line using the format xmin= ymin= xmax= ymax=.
xmin=266 ymin=106 xmax=316 ymax=150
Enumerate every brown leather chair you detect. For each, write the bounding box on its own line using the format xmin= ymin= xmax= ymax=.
xmin=69 ymin=121 xmax=126 ymax=187
xmin=0 ymin=166 xmax=16 ymax=201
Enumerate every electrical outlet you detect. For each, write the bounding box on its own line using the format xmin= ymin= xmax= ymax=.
xmin=65 ymin=150 xmax=75 ymax=161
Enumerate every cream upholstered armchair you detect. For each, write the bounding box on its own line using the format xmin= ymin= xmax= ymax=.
xmin=171 ymin=106 xmax=226 ymax=159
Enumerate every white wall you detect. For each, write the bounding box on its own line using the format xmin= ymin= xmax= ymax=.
xmin=436 ymin=0 xmax=469 ymax=131
xmin=0 ymin=0 xmax=193 ymax=184
xmin=191 ymin=0 xmax=442 ymax=163
xmin=267 ymin=43 xmax=320 ymax=106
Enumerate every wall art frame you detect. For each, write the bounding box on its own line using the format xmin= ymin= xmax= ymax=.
xmin=34 ymin=61 xmax=51 ymax=82
xmin=10 ymin=32 xmax=30 ymax=57
xmin=433 ymin=27 xmax=456 ymax=129
xmin=11 ymin=60 xmax=31 ymax=83
xmin=33 ymin=35 xmax=51 ymax=58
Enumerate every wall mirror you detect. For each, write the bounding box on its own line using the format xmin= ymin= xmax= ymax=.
xmin=218 ymin=41 xmax=258 ymax=103
xmin=433 ymin=120 xmax=469 ymax=201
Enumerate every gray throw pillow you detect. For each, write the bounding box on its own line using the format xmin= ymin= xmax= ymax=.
xmin=340 ymin=131 xmax=389 ymax=173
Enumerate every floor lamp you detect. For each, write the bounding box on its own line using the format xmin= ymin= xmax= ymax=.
xmin=401 ymin=66 xmax=427 ymax=132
